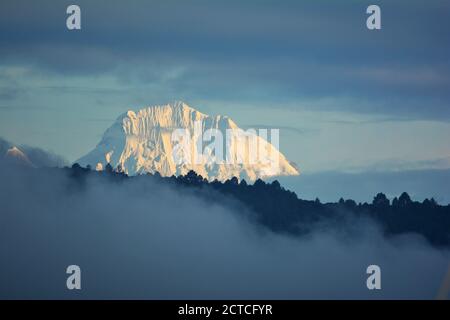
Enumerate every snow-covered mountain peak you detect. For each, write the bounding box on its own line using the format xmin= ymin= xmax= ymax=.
xmin=4 ymin=146 xmax=35 ymax=167
xmin=77 ymin=102 xmax=299 ymax=181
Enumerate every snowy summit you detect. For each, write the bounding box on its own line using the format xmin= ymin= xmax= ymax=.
xmin=77 ymin=101 xmax=299 ymax=181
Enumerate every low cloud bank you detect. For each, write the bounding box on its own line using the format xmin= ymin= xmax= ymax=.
xmin=0 ymin=165 xmax=448 ymax=299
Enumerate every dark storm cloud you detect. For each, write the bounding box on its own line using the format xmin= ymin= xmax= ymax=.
xmin=0 ymin=0 xmax=449 ymax=118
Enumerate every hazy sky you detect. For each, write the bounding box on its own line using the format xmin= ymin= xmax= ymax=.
xmin=0 ymin=0 xmax=449 ymax=173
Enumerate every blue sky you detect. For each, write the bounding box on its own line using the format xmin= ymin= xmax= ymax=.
xmin=1 ymin=0 xmax=450 ymax=184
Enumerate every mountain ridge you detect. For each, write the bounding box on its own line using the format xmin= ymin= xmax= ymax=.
xmin=4 ymin=146 xmax=35 ymax=167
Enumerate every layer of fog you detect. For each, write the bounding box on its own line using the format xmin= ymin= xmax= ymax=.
xmin=0 ymin=164 xmax=448 ymax=299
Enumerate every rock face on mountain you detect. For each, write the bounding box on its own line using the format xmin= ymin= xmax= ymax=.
xmin=77 ymin=102 xmax=299 ymax=181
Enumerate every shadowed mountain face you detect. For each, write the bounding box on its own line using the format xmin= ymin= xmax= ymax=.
xmin=76 ymin=101 xmax=299 ymax=181
xmin=0 ymin=137 xmax=66 ymax=168
xmin=4 ymin=146 xmax=35 ymax=167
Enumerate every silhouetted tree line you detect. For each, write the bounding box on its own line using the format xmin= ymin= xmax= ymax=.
xmin=67 ymin=164 xmax=450 ymax=247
